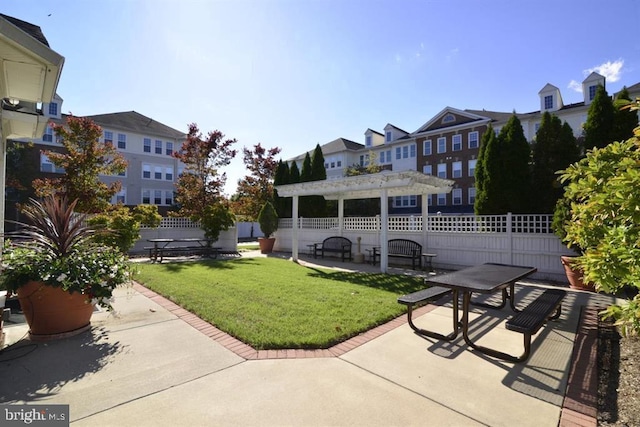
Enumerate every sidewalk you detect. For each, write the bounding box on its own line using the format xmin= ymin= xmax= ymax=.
xmin=0 ymin=253 xmax=617 ymax=426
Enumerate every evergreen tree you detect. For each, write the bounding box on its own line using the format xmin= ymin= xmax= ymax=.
xmin=612 ymin=87 xmax=638 ymax=143
xmin=475 ymin=115 xmax=531 ymax=214
xmin=289 ymin=161 xmax=300 ymax=183
xmin=299 ymin=152 xmax=314 ymax=217
xmin=273 ymin=160 xmax=291 ymax=218
xmin=308 ymin=144 xmax=328 ymax=217
xmin=583 ymin=84 xmax=614 ymax=150
xmin=530 ymin=112 xmax=579 ymax=213
xmin=474 ymin=124 xmax=496 ymax=214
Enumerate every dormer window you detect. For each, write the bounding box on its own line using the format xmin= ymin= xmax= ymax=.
xmin=48 ymin=102 xmax=58 ymax=116
xmin=588 ymin=85 xmax=597 ymax=101
xmin=442 ymin=113 xmax=455 ymax=124
xmin=385 ymin=131 xmax=392 ymax=142
xmin=365 ymin=135 xmax=372 ymax=147
xmin=544 ymin=95 xmax=553 ymax=110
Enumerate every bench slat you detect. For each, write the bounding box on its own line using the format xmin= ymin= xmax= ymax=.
xmin=506 ymin=289 xmax=566 ymax=334
xmin=398 ymin=286 xmax=451 ymax=305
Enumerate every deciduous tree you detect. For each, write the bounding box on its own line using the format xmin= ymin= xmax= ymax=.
xmin=33 ymin=116 xmax=127 ymax=213
xmin=172 ymin=123 xmax=237 ymax=241
xmin=232 ymin=143 xmax=281 ymax=220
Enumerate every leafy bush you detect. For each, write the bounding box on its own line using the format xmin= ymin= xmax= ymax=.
xmin=89 ymin=204 xmax=162 ymax=253
xmin=257 ymin=201 xmax=278 ymax=238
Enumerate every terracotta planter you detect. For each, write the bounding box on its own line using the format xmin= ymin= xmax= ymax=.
xmin=258 ymin=237 xmax=276 ymax=254
xmin=561 ymin=256 xmax=596 ymax=292
xmin=17 ymin=281 xmax=94 ymax=340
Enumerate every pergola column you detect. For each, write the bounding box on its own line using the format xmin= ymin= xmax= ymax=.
xmin=422 ymin=193 xmax=428 ymax=251
xmin=291 ymin=195 xmax=299 ymax=261
xmin=338 ymin=197 xmax=344 ymax=235
xmin=380 ymin=188 xmax=388 ymax=273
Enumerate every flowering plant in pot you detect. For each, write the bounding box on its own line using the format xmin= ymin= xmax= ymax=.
xmin=257 ymin=201 xmax=278 ymax=254
xmin=0 ymin=195 xmax=130 ymax=339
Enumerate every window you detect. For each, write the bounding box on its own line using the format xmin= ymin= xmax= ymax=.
xmin=154 ymin=190 xmax=162 ymax=205
xmin=165 ymin=191 xmax=174 ymax=206
xmin=166 ymin=141 xmax=173 ymax=156
xmin=395 ymin=147 xmax=401 ymax=160
xmin=43 ymin=126 xmax=53 ymax=142
xmin=437 ymin=137 xmax=446 ymax=154
xmin=422 ymin=164 xmax=432 ymax=175
xmin=442 ymin=113 xmax=455 ymax=124
xmin=534 ymin=123 xmax=541 ymax=134
xmin=48 ymin=102 xmax=58 ymax=116
xmin=142 ymin=190 xmax=150 ymax=204
xmin=143 ymin=138 xmax=151 ymax=153
xmin=589 ymin=85 xmax=597 ymax=101
xmin=165 ymin=167 xmax=174 ymax=181
xmin=437 ymin=193 xmax=447 ymax=206
xmin=386 ymin=131 xmax=392 ymax=142
xmin=468 ymin=187 xmax=476 ymax=205
xmin=452 ymin=188 xmax=462 ymax=205
xmin=402 ymin=146 xmax=409 ymax=159
xmin=104 ymin=131 xmax=113 ymax=145
xmin=115 ymin=133 xmax=125 ymax=149
xmin=337 ymin=160 xmax=341 ymax=167
xmin=379 ymin=150 xmax=391 ymax=164
xmin=468 ymin=131 xmax=479 ymax=149
xmin=154 ymin=166 xmax=162 ymax=180
xmin=410 ymin=144 xmax=416 ymax=158
xmin=113 ymin=189 xmax=126 ymax=205
xmin=468 ymin=159 xmax=477 ymax=177
xmin=359 ymin=154 xmax=369 ymax=167
xmin=544 ymin=95 xmax=553 ymax=110
xmin=423 ymin=139 xmax=432 ymax=156
xmin=452 ymin=161 xmax=462 ymax=178
xmin=40 ymin=153 xmax=64 ymax=173
xmin=142 ymin=164 xmax=151 ymax=179
xmin=437 ymin=163 xmax=447 ymax=179
xmin=365 ymin=135 xmax=372 ymax=147
xmin=452 ymin=134 xmax=462 ymax=151
xmin=393 ymin=195 xmax=417 ymax=208
xmin=117 ymin=168 xmax=127 ymax=177
xmin=155 ymin=140 xmax=162 ymax=154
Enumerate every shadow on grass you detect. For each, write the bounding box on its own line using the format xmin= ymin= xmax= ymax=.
xmin=304 ymin=267 xmax=425 ymax=295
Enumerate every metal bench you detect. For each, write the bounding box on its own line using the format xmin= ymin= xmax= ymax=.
xmin=313 ymin=236 xmax=352 ymax=262
xmin=398 ymin=286 xmax=455 ymax=340
xmin=505 ymin=288 xmax=567 ymax=362
xmin=387 ymin=239 xmax=423 ymax=269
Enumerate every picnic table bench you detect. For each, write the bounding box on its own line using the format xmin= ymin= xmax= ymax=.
xmin=146 ymin=238 xmax=219 ymax=262
xmin=313 ymin=236 xmax=352 ymax=262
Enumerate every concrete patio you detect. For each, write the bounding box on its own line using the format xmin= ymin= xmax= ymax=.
xmin=0 ymin=252 xmax=617 ymax=426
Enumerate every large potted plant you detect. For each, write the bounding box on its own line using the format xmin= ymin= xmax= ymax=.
xmin=257 ymin=201 xmax=278 ymax=254
xmin=552 ymin=195 xmax=595 ymax=291
xmin=0 ymin=195 xmax=130 ymax=340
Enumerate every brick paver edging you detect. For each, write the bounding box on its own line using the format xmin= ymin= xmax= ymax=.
xmin=133 ymin=283 xmax=601 ymax=426
xmin=559 ymin=305 xmax=601 ymax=427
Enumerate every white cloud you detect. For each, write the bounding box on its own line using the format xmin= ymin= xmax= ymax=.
xmin=586 ymin=59 xmax=625 ymax=82
xmin=568 ymin=80 xmax=582 ymax=93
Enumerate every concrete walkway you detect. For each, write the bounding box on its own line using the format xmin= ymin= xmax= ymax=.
xmin=0 ymin=252 xmax=618 ymax=426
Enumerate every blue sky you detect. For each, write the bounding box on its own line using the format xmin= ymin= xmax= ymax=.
xmin=4 ymin=0 xmax=640 ymax=195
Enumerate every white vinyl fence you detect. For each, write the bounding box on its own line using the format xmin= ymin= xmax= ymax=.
xmin=273 ymin=213 xmax=575 ymax=282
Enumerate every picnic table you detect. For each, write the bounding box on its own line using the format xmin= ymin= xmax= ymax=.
xmin=398 ymin=263 xmax=566 ymax=363
xmin=147 ymin=238 xmax=219 ymax=262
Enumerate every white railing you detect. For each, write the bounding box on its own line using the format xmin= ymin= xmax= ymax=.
xmin=141 ymin=217 xmax=201 ymax=229
xmin=278 ymin=213 xmax=554 ymax=234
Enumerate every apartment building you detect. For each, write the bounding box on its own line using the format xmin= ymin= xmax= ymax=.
xmin=26 ymin=95 xmax=186 ymax=214
xmin=290 ymin=72 xmax=639 ymax=215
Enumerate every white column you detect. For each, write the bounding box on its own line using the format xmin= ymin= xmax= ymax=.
xmin=338 ymin=197 xmax=344 ymax=235
xmin=292 ymin=195 xmax=299 ymax=261
xmin=421 ymin=193 xmax=428 ymax=251
xmin=0 ymin=135 xmax=5 ymax=253
xmin=380 ymin=189 xmax=388 ymax=273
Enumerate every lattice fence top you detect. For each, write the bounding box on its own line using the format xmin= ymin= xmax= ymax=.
xmin=141 ymin=217 xmax=201 ymax=229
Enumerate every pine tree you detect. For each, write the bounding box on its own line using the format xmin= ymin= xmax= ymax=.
xmin=530 ymin=112 xmax=579 ymax=213
xmin=273 ymin=160 xmax=291 ymax=218
xmin=299 ymin=152 xmax=314 ymax=217
xmin=308 ymin=144 xmax=328 ymax=217
xmin=583 ymin=84 xmax=614 ymax=150
xmin=289 ymin=161 xmax=300 ymax=183
xmin=475 ymin=115 xmax=531 ymax=214
xmin=612 ymin=87 xmax=638 ymax=143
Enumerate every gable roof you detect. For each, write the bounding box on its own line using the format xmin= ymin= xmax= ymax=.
xmin=464 ymin=109 xmax=513 ymax=123
xmin=538 ymin=83 xmax=560 ymax=94
xmin=365 ymin=128 xmax=384 ymax=136
xmin=384 ymin=123 xmax=409 ymax=134
xmin=289 ymin=137 xmax=363 ymax=162
xmin=413 ymin=107 xmax=491 ymax=134
xmin=0 ymin=14 xmax=49 ymax=47
xmin=77 ymin=111 xmax=185 ymax=139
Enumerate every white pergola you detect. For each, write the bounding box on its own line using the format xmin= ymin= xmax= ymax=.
xmin=275 ymin=170 xmax=454 ymax=273
xmin=0 ymin=15 xmax=64 ymax=240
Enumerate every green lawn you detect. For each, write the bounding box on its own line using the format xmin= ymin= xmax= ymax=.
xmin=133 ymin=257 xmax=426 ymax=349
